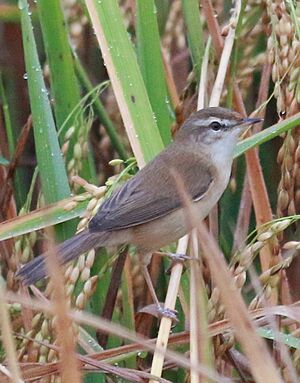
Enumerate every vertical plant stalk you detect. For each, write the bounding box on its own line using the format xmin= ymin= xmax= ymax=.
xmin=201 ymin=0 xmax=223 ymax=53
xmin=201 ymin=0 xmax=274 ymax=273
xmin=149 ymin=236 xmax=188 ymax=383
xmin=233 ymin=45 xmax=271 ymax=253
xmin=197 ymin=37 xmax=211 ymax=109
xmin=189 ymin=230 xmax=212 ymax=383
xmin=209 ymin=0 xmax=241 ymax=107
xmin=121 ymin=256 xmax=136 ymax=369
xmin=208 ymin=0 xmax=241 ymax=239
xmin=161 ymin=49 xmax=180 ymax=109
xmin=234 ymin=63 xmax=274 ymax=263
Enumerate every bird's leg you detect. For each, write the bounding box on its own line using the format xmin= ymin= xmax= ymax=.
xmin=139 ymin=254 xmax=178 ymax=321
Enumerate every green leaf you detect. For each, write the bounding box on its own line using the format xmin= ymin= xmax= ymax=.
xmin=0 ymin=195 xmax=89 ymax=241
xmin=258 ymin=327 xmax=300 ymax=349
xmin=37 ymin=0 xmax=95 ymax=181
xmin=19 ymin=0 xmax=71 ymax=204
xmin=37 ymin=0 xmax=81 ymax=138
xmin=154 ymin=0 xmax=171 ymax=35
xmin=136 ymin=0 xmax=173 ymax=145
xmin=181 ymin=0 xmax=204 ymax=80
xmin=74 ymin=56 xmax=128 ymax=161
xmin=235 ymin=112 xmax=300 ymax=158
xmin=86 ymin=0 xmax=164 ymax=165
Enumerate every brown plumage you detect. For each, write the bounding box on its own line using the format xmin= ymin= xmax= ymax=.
xmin=16 ymin=107 xmax=261 ymax=285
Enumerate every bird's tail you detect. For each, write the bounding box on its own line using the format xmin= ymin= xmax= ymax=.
xmin=16 ymin=230 xmax=107 ymax=286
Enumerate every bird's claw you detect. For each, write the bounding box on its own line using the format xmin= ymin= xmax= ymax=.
xmin=165 ymin=252 xmax=198 ymax=274
xmin=156 ymin=305 xmax=179 ymax=322
xmin=168 ymin=252 xmax=196 ymax=262
xmin=138 ymin=303 xmax=179 ymax=323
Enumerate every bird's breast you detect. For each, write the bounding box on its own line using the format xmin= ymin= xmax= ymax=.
xmin=130 ymin=168 xmax=231 ymax=254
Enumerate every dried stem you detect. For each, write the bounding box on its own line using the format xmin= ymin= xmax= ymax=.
xmin=45 ymin=228 xmax=82 ymax=383
xmin=0 ymin=282 xmax=23 ymax=382
xmin=149 ymin=236 xmax=188 ymax=383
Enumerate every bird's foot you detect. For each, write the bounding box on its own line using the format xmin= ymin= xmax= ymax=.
xmin=153 ymin=251 xmax=197 ymax=274
xmin=168 ymin=252 xmax=196 ymax=262
xmin=139 ymin=303 xmax=178 ymax=323
xmin=154 ymin=251 xmax=197 ymax=263
xmin=156 ymin=305 xmax=178 ymax=322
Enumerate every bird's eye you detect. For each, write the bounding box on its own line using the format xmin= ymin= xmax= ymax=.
xmin=210 ymin=121 xmax=222 ymax=131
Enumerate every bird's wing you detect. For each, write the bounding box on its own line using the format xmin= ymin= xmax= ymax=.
xmin=89 ymin=147 xmax=213 ymax=232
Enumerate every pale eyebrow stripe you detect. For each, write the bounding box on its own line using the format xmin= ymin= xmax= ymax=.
xmin=195 ymin=118 xmax=232 ymax=126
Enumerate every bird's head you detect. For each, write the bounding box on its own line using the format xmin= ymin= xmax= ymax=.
xmin=177 ymin=107 xmax=262 ymax=146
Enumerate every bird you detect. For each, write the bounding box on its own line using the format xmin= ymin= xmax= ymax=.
xmin=16 ymin=107 xmax=261 ymax=314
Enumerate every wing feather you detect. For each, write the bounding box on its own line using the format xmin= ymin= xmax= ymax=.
xmin=89 ymin=146 xmax=213 ymax=232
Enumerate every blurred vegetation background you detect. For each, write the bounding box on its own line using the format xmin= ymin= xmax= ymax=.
xmin=0 ymin=0 xmax=300 ymax=382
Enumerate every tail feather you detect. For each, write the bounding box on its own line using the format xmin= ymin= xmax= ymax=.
xmin=16 ymin=230 xmax=105 ymax=286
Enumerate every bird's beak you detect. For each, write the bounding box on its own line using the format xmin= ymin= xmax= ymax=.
xmin=239 ymin=117 xmax=263 ymax=138
xmin=242 ymin=117 xmax=263 ymax=125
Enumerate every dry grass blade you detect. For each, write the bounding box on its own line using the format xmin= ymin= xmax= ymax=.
xmin=81 ymin=353 xmax=173 ymax=383
xmin=162 ymin=49 xmax=180 ymax=109
xmin=247 ymin=266 xmax=298 ymax=383
xmin=189 ymin=230 xmax=212 ymax=383
xmin=244 ymin=148 xmax=273 ymax=272
xmin=209 ymin=0 xmax=241 ymax=107
xmin=197 ymin=221 xmax=282 ymax=383
xmin=233 ymin=63 xmax=271 ymax=251
xmin=6 ymin=291 xmax=230 ymax=382
xmin=0 ymin=283 xmax=23 ymax=383
xmin=232 ymin=175 xmax=252 ymax=252
xmin=5 ymin=291 xmax=300 ymax=381
xmin=44 ymin=229 xmax=81 ymax=383
xmin=198 ymin=37 xmax=211 ymax=109
xmin=200 ymin=0 xmax=223 ymax=54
